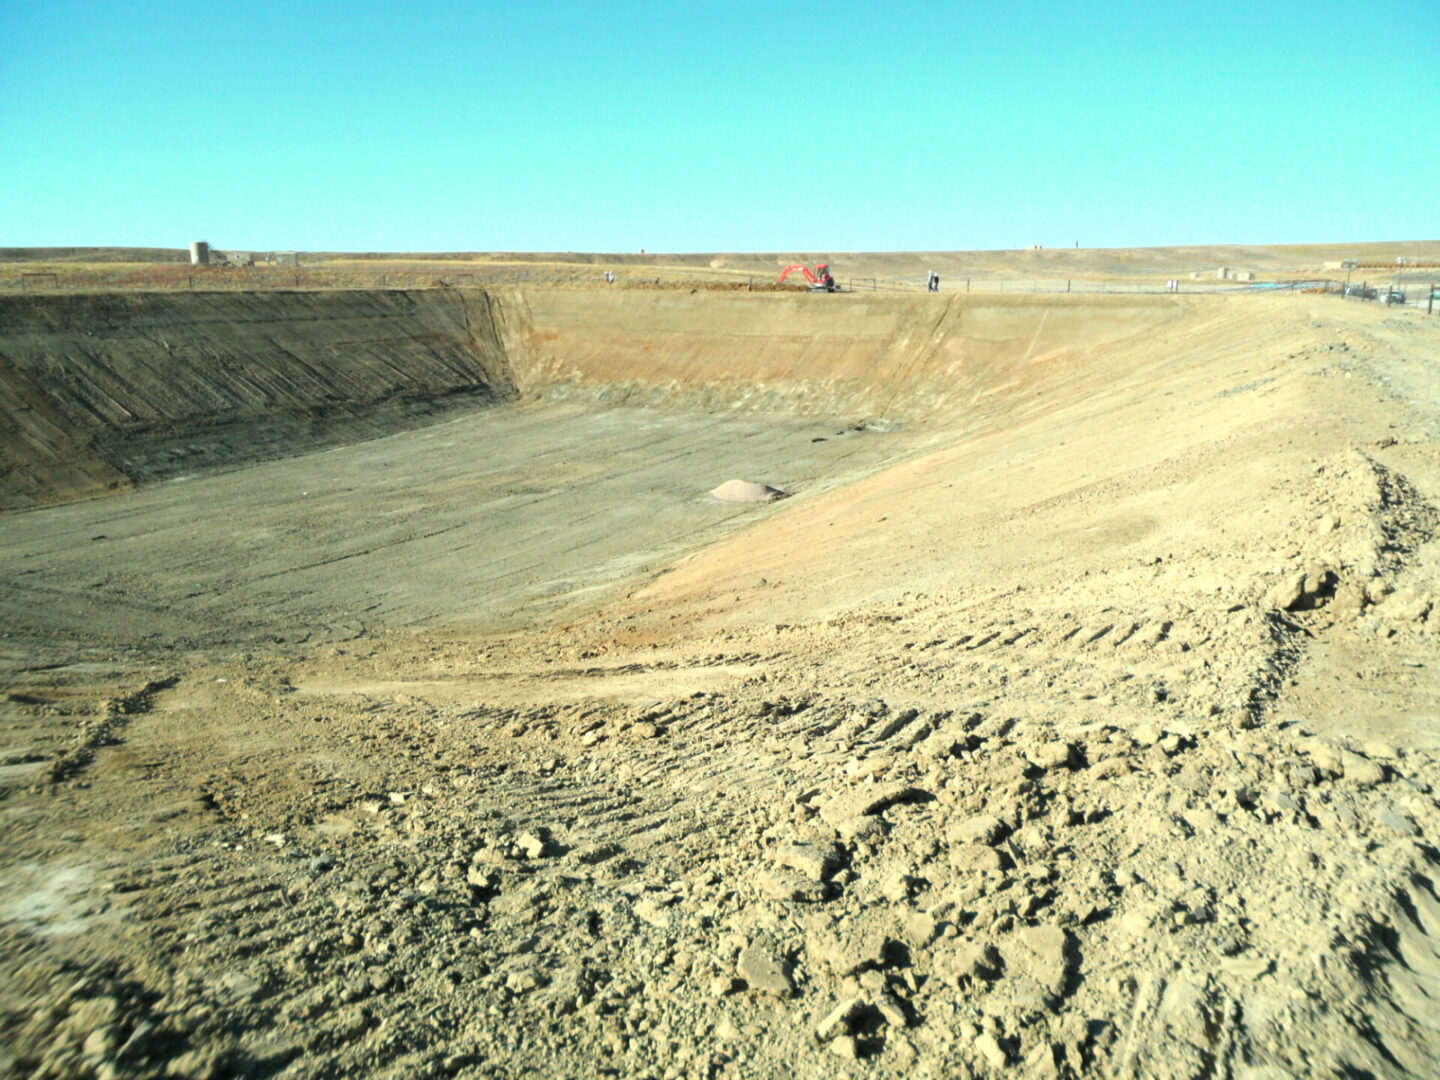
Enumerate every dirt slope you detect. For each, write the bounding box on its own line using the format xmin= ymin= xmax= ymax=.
xmin=2 ymin=287 xmax=1440 ymax=1080
xmin=495 ymin=290 xmax=1200 ymax=420
xmin=0 ymin=289 xmax=515 ymax=509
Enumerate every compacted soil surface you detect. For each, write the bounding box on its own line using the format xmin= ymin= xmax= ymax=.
xmin=3 ymin=284 xmax=1440 ymax=1079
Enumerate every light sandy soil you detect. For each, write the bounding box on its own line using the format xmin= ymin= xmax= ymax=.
xmin=0 ymin=402 xmax=917 ymax=652
xmin=3 ymin=281 xmax=1440 ymax=1080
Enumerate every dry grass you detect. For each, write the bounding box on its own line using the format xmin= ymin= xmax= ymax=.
xmin=3 ymin=240 xmax=1438 ymax=295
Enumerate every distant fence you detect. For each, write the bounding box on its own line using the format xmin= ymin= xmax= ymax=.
xmin=1333 ymin=277 xmax=1440 ymax=312
xmin=931 ymin=278 xmax=1269 ymax=296
xmin=881 ymin=277 xmax=1352 ymax=298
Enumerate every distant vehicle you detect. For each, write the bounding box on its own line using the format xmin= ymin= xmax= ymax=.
xmin=777 ymin=263 xmax=838 ymax=292
xmin=1380 ymin=289 xmax=1405 ymax=306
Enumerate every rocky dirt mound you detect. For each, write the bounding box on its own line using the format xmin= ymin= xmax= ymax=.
xmin=3 ymin=655 xmax=1437 ymax=1079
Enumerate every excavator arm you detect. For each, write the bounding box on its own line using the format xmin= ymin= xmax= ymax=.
xmin=777 ymin=264 xmax=819 ymax=285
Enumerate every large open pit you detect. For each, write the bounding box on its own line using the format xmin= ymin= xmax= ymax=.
xmin=3 ymin=286 xmax=1440 ymax=1079
xmin=1 ymin=288 xmax=1209 ymax=651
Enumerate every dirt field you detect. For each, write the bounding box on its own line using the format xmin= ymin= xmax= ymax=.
xmin=3 ymin=275 xmax=1440 ymax=1079
xmin=6 ymin=239 xmax=1440 ymax=295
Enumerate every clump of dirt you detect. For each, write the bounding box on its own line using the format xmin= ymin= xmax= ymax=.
xmin=711 ymin=479 xmax=787 ymax=503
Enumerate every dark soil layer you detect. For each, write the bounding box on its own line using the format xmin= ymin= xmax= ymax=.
xmin=0 ymin=290 xmax=515 ymax=509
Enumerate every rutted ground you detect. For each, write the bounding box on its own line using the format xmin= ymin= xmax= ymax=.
xmin=2 ymin=292 xmax=1440 ymax=1079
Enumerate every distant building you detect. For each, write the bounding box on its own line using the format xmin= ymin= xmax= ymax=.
xmin=189 ymin=241 xmax=210 ymax=266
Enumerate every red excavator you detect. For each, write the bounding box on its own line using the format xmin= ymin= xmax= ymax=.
xmin=777 ymin=263 xmax=838 ymax=292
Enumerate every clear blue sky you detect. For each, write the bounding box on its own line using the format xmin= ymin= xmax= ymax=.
xmin=2 ymin=1 xmax=1436 ymax=253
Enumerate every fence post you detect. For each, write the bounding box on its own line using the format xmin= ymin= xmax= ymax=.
xmin=966 ymin=278 xmax=970 ymax=293
xmin=1430 ymin=285 xmax=1435 ymax=315
xmin=1067 ymin=279 xmax=1071 ymax=293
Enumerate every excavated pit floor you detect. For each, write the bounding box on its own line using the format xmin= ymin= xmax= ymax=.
xmin=0 ymin=401 xmax=924 ymax=666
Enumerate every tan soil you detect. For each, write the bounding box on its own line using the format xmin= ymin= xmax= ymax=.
xmin=2 ymin=278 xmax=1440 ymax=1080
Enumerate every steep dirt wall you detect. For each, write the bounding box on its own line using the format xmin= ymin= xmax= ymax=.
xmin=2 ymin=286 xmax=1219 ymax=511
xmin=492 ymin=288 xmax=1204 ymax=422
xmin=0 ymin=289 xmax=515 ymax=509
